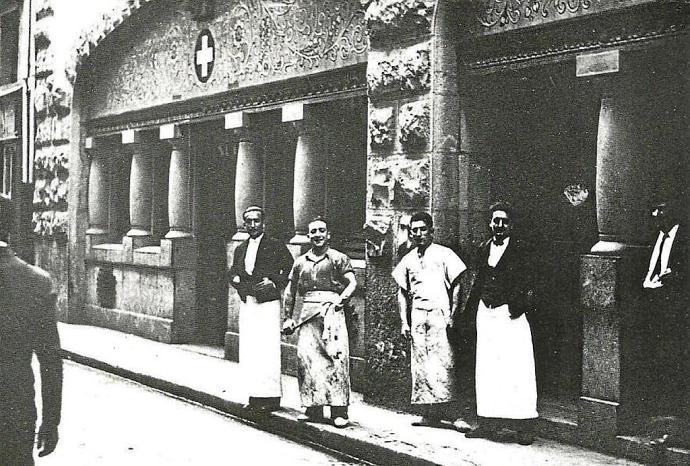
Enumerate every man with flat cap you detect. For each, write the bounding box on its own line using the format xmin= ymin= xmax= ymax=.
xmin=230 ymin=206 xmax=294 ymax=412
xmin=1 ymin=194 xmax=62 ymax=465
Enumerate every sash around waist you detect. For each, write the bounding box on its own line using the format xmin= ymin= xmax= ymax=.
xmin=303 ymin=290 xmax=339 ymax=303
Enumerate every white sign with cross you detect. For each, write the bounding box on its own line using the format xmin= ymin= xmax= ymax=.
xmin=194 ymin=29 xmax=215 ymax=83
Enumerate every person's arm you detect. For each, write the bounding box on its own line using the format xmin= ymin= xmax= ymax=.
xmin=398 ymin=288 xmax=411 ymax=339
xmin=449 ymin=279 xmax=462 ymax=326
xmin=34 ymin=285 xmax=62 ymax=457
xmin=282 ymin=263 xmax=299 ymax=332
xmin=335 ymin=271 xmax=356 ymax=306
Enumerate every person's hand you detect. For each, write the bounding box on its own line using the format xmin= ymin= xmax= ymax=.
xmin=232 ymin=275 xmax=241 ymax=285
xmin=36 ymin=425 xmax=58 ymax=457
xmin=254 ymin=278 xmax=276 ymax=294
xmin=282 ymin=319 xmax=296 ymax=335
xmin=401 ymin=323 xmax=411 ymax=340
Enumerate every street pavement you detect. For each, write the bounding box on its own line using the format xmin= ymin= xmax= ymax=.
xmin=57 ymin=323 xmax=647 ymax=466
xmin=37 ymin=360 xmax=363 ymax=465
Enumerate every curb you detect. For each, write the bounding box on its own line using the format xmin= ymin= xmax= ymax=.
xmin=63 ymin=350 xmax=444 ymax=466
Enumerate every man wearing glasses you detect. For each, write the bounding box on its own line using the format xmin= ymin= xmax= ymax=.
xmin=392 ymin=211 xmax=470 ymax=431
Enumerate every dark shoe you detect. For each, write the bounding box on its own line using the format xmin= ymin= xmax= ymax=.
xmin=465 ymin=426 xmax=495 ymax=439
xmin=411 ymin=417 xmax=443 ymax=428
xmin=298 ymin=407 xmax=326 ymax=423
xmin=515 ymin=431 xmax=535 ymax=446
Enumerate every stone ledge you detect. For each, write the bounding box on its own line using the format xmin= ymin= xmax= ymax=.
xmin=83 ymin=304 xmax=174 ymax=343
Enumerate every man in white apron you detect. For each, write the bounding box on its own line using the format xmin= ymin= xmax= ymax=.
xmin=282 ymin=217 xmax=357 ymax=428
xmin=464 ymin=202 xmax=538 ymax=445
xmin=230 ymin=206 xmax=293 ymax=412
xmin=392 ymin=212 xmax=470 ymax=431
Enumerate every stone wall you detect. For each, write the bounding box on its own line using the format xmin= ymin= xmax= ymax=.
xmin=362 ymin=0 xmax=462 ymax=408
xmin=33 ymin=0 xmax=127 ymax=320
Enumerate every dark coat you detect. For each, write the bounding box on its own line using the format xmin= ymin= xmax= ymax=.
xmin=458 ymin=237 xmax=536 ymax=326
xmin=229 ymin=236 xmax=294 ymax=303
xmin=0 ymin=246 xmax=62 ymax=433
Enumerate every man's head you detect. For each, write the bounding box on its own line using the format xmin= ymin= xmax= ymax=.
xmin=489 ymin=201 xmax=513 ymax=244
xmin=243 ymin=206 xmax=264 ymax=239
xmin=651 ymin=200 xmax=678 ymax=233
xmin=409 ymin=212 xmax=433 ymax=249
xmin=307 ymin=216 xmax=330 ymax=249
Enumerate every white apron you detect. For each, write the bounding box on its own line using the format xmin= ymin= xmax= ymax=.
xmin=239 ymin=296 xmax=282 ymax=398
xmin=297 ymin=291 xmax=350 ymax=407
xmin=475 ymin=299 xmax=538 ymax=419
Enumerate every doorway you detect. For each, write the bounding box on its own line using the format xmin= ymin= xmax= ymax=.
xmin=192 ymin=121 xmax=233 ymax=346
xmin=468 ymin=61 xmax=600 ymax=408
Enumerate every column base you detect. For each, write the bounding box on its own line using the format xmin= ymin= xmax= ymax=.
xmin=165 ymin=229 xmax=193 ymax=239
xmin=126 ymin=228 xmax=152 ymax=237
xmin=591 ymin=240 xmax=633 ymax=254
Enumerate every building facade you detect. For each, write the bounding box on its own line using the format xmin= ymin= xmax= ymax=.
xmin=27 ymin=0 xmax=688 ymax=458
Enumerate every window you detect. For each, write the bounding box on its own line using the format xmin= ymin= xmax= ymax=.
xmin=0 ymin=4 xmax=19 ymax=86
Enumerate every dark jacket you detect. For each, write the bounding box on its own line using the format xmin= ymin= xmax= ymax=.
xmin=458 ymin=237 xmax=536 ymax=324
xmin=0 ymin=245 xmax=62 ymax=432
xmin=229 ymin=236 xmax=293 ymax=303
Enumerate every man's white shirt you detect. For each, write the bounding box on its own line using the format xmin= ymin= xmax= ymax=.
xmin=644 ymin=224 xmax=679 ymax=288
xmin=488 ymin=237 xmax=510 ymax=268
xmin=244 ymin=234 xmax=263 ymax=275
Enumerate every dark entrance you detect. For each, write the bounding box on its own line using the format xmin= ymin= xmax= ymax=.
xmin=466 ymin=60 xmax=601 ymax=411
xmin=192 ymin=121 xmax=233 ymax=345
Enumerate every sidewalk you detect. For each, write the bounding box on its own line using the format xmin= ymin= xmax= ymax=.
xmin=58 ymin=323 xmax=642 ymax=466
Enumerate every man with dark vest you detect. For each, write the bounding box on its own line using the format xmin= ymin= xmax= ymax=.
xmin=230 ymin=206 xmax=294 ymax=412
xmin=642 ymin=200 xmax=689 ymax=448
xmin=463 ymin=201 xmax=538 ymax=445
xmin=0 ymin=194 xmax=62 ymax=465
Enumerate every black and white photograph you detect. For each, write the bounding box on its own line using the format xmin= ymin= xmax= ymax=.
xmin=0 ymin=0 xmax=688 ymax=464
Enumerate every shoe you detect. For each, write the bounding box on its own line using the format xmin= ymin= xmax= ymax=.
xmin=452 ymin=418 xmax=472 ymax=433
xmin=333 ymin=417 xmax=349 ymax=428
xmin=515 ymin=431 xmax=535 ymax=446
xmin=411 ymin=417 xmax=443 ymax=428
xmin=465 ymin=426 xmax=494 ymax=439
xmin=297 ymin=412 xmax=325 ymax=423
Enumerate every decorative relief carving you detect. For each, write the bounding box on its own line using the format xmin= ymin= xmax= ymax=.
xmin=86 ymin=0 xmax=368 ymax=119
xmin=225 ymin=0 xmax=368 ymax=80
xmin=479 ymin=0 xmax=597 ymax=29
xmin=367 ymin=43 xmax=430 ymax=98
xmin=398 ymin=100 xmax=429 ymax=150
xmin=362 ymin=0 xmax=435 ymax=41
xmin=369 ymin=157 xmax=429 ymax=209
xmin=369 ymin=106 xmax=395 ymax=149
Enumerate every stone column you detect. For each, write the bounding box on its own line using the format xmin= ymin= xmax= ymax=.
xmin=283 ymin=103 xmax=324 ymax=245
xmin=591 ymin=94 xmax=654 ymax=253
xmin=231 ymin=123 xmax=263 ymax=241
xmin=580 ymin=67 xmax=685 ymax=445
xmin=85 ymin=138 xmax=110 ymax=244
xmin=124 ymin=131 xmax=153 ymax=239
xmin=165 ymin=136 xmax=193 ymax=239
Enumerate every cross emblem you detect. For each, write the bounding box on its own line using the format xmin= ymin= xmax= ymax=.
xmin=194 ymin=29 xmax=215 ymax=83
